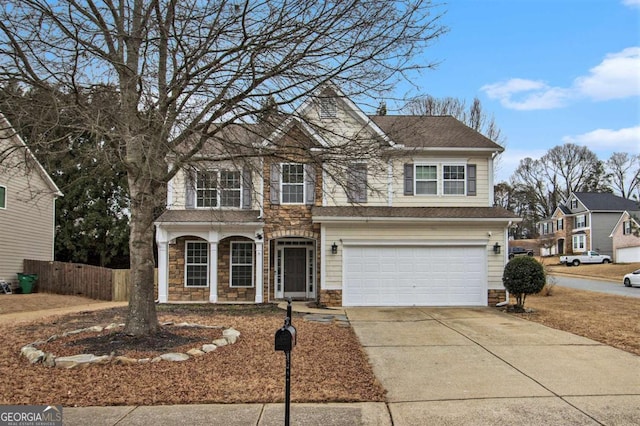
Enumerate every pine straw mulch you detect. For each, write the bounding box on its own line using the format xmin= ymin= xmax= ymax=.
xmin=506 ymin=285 xmax=640 ymax=356
xmin=0 ymin=304 xmax=385 ymax=407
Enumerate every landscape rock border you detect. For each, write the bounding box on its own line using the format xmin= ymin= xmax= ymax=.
xmin=20 ymin=321 xmax=241 ymax=369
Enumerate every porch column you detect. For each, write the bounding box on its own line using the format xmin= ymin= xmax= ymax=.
xmin=157 ymin=241 xmax=168 ymax=303
xmin=209 ymin=242 xmax=218 ymax=303
xmin=255 ymin=240 xmax=264 ymax=303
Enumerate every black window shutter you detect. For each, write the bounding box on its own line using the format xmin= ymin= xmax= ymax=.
xmin=305 ymin=164 xmax=316 ymax=205
xmin=185 ymin=170 xmax=196 ymax=209
xmin=270 ymin=163 xmax=280 ymax=205
xmin=467 ymin=164 xmax=477 ymax=196
xmin=242 ymin=166 xmax=252 ymax=209
xmin=404 ymin=163 xmax=414 ymax=195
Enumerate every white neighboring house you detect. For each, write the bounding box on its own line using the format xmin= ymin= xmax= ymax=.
xmin=610 ymin=211 xmax=640 ymax=263
xmin=0 ymin=114 xmax=63 ymax=285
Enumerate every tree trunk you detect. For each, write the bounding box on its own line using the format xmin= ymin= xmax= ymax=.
xmin=124 ymin=176 xmax=160 ymax=336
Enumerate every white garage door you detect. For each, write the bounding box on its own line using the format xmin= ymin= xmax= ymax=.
xmin=343 ymin=245 xmax=486 ymax=307
xmin=616 ymin=247 xmax=640 ymax=263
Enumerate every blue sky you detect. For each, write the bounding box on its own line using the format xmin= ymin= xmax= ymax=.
xmin=386 ymin=0 xmax=640 ymax=183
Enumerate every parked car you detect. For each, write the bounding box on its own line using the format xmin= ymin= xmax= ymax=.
xmin=559 ymin=251 xmax=612 ymax=266
xmin=508 ymin=246 xmax=534 ymax=259
xmin=623 ymin=269 xmax=640 ymax=287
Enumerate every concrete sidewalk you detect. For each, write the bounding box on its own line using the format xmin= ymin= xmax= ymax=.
xmin=62 ymin=306 xmax=640 ymax=425
xmin=63 ymin=403 xmax=390 ymax=426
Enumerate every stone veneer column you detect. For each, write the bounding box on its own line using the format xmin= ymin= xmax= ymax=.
xmin=255 ymin=240 xmax=263 ymax=303
xmin=209 ymin=242 xmax=218 ymax=303
xmin=157 ymin=241 xmax=168 ymax=303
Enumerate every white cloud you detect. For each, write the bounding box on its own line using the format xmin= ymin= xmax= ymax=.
xmin=562 ymin=126 xmax=640 ymax=153
xmin=481 ymin=79 xmax=571 ymax=110
xmin=622 ymin=0 xmax=640 ymax=8
xmin=482 ymin=47 xmax=640 ymax=110
xmin=575 ymin=47 xmax=640 ymax=100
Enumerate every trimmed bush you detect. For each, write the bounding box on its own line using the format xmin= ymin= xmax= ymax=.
xmin=502 ymin=256 xmax=546 ymax=310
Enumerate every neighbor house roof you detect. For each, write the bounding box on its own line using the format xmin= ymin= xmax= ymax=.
xmin=311 ymin=206 xmax=520 ymax=222
xmin=370 ymin=115 xmax=504 ymax=151
xmin=572 ymin=192 xmax=640 ymax=212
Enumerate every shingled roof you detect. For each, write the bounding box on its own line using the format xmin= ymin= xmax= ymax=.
xmin=370 ymin=115 xmax=504 ymax=151
xmin=573 ymin=192 xmax=640 ymax=211
xmin=155 ymin=209 xmax=262 ymax=224
xmin=312 ymin=206 xmax=520 ymax=221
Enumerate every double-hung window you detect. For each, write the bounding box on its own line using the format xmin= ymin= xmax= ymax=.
xmin=411 ymin=163 xmax=467 ymax=196
xmin=230 ymin=242 xmax=254 ymax=287
xmin=281 ymin=163 xmax=305 ymax=204
xmin=415 ymin=165 xmax=437 ymax=195
xmin=575 ymin=214 xmax=586 ymax=228
xmin=196 ymin=171 xmax=218 ymax=207
xmin=220 ymin=171 xmax=241 ymax=207
xmin=185 ymin=241 xmax=208 ymax=287
xmin=572 ymin=234 xmax=586 ymax=251
xmin=541 ymin=222 xmax=551 ymax=235
xmin=0 ymin=185 xmax=5 ymax=209
xmin=623 ymin=220 xmax=632 ymax=235
xmin=443 ymin=165 xmax=465 ymax=195
xmin=196 ymin=170 xmax=241 ymax=208
xmin=557 ymin=218 xmax=563 ymax=230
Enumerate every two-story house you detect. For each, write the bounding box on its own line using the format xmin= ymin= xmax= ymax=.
xmin=0 ymin=113 xmax=62 ymax=285
xmin=155 ymin=86 xmax=520 ymax=307
xmin=538 ymin=192 xmax=640 ymax=257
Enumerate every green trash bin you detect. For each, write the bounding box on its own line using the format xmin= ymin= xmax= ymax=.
xmin=17 ymin=273 xmax=38 ymax=294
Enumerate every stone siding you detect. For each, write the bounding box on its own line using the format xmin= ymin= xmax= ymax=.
xmin=488 ymin=289 xmax=507 ymax=306
xmin=262 ymin=155 xmax=322 ymax=303
xmin=217 ymin=237 xmax=256 ymax=302
xmin=319 ymin=290 xmax=342 ymax=307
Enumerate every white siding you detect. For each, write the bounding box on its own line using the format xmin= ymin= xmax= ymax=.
xmin=322 ymin=223 xmax=507 ymax=293
xmin=390 ymin=156 xmax=493 ymax=207
xmin=170 ymin=160 xmax=261 ymax=210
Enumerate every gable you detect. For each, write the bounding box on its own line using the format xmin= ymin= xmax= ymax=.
xmin=0 ymin=114 xmax=62 ymax=197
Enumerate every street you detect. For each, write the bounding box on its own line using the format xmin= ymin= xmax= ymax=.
xmin=548 ymin=274 xmax=640 ymax=299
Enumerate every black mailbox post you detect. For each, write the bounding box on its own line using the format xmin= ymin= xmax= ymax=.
xmin=275 ymin=298 xmax=296 ymax=426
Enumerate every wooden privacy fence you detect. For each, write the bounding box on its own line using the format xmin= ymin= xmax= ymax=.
xmin=23 ymin=260 xmax=113 ymax=300
xmin=23 ymin=260 xmax=158 ymax=301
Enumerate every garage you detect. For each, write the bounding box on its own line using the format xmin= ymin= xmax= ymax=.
xmin=343 ymin=244 xmax=487 ymax=306
xmin=616 ymin=246 xmax=640 ymax=263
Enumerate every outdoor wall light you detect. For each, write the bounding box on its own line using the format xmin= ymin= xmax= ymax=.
xmin=331 ymin=242 xmax=338 ymax=254
xmin=493 ymin=242 xmax=501 ymax=254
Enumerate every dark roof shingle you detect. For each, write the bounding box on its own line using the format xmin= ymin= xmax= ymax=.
xmin=370 ymin=115 xmax=503 ymax=151
xmin=312 ymin=206 xmax=520 ymax=220
xmin=573 ymin=192 xmax=640 ymax=211
xmin=155 ymin=209 xmax=262 ymax=223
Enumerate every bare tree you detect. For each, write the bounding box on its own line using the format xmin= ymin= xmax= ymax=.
xmin=0 ymin=1 xmax=446 ymax=335
xmin=606 ymin=152 xmax=640 ymax=199
xmin=403 ymin=95 xmax=506 ymax=146
xmin=510 ymin=143 xmax=610 ymax=237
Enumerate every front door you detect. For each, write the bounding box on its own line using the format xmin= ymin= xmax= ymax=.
xmin=284 ymin=247 xmax=307 ymax=298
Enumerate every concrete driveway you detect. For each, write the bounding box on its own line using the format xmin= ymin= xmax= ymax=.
xmin=346 ymin=307 xmax=640 ymax=425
